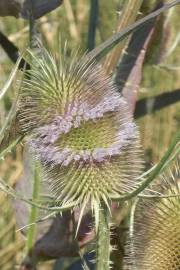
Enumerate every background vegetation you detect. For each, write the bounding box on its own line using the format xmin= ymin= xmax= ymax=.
xmin=0 ymin=0 xmax=179 ymax=269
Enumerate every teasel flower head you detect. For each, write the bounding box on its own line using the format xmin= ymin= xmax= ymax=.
xmin=19 ymin=47 xmax=143 ymax=224
xmin=124 ymin=158 xmax=180 ymax=270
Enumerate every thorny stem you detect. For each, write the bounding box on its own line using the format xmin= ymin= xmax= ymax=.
xmin=96 ymin=203 xmax=111 ymax=270
xmin=25 ymin=2 xmax=45 ymax=256
xmin=26 ymin=162 xmax=40 ymax=251
xmin=117 ymin=129 xmax=180 ymax=201
xmin=26 ymin=1 xmax=41 ymax=253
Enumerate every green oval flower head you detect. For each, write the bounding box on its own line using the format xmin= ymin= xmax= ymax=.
xmin=19 ymin=47 xmax=143 ymax=214
xmin=124 ymin=159 xmax=180 ymax=270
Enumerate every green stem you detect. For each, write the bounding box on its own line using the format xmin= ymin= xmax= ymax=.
xmin=118 ymin=129 xmax=180 ymax=201
xmin=0 ymin=177 xmax=75 ymax=211
xmin=96 ymin=204 xmax=111 ymax=270
xmin=26 ymin=162 xmax=40 ymax=251
xmin=25 ymin=1 xmax=43 ymax=253
xmin=0 ymin=135 xmax=24 ymax=159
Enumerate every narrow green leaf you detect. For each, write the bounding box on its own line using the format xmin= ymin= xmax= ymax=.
xmin=88 ymin=0 xmax=180 ymax=61
xmin=117 ymin=128 xmax=180 ymax=201
xmin=0 ymin=54 xmax=23 ymax=100
xmin=0 ymin=85 xmax=20 ymax=143
xmin=0 ymin=135 xmax=24 ymax=160
xmin=0 ymin=176 xmax=75 ymax=211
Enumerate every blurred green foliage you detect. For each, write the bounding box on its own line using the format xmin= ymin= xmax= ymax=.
xmin=0 ymin=1 xmax=179 ymax=269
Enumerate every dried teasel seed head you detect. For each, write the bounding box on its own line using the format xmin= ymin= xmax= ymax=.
xmin=19 ymin=47 xmax=143 ymax=216
xmin=124 ymin=158 xmax=180 ymax=270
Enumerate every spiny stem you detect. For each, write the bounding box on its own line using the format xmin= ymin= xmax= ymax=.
xmin=96 ymin=203 xmax=111 ymax=270
xmin=25 ymin=4 xmax=45 ymax=255
xmin=26 ymin=162 xmax=40 ymax=251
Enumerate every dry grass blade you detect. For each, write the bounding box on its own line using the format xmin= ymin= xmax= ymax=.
xmin=88 ymin=0 xmax=180 ymax=62
xmin=104 ymin=0 xmax=143 ymax=74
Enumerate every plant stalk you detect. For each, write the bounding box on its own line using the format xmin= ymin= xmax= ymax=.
xmin=26 ymin=162 xmax=40 ymax=251
xmin=96 ymin=203 xmax=111 ymax=270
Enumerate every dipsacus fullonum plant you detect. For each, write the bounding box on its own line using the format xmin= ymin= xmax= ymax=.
xmin=125 ymin=159 xmax=180 ymax=270
xmin=18 ymin=47 xmax=143 ymax=227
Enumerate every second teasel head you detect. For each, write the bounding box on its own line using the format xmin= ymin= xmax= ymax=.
xmin=124 ymin=159 xmax=180 ymax=270
xmin=18 ymin=47 xmax=143 ymax=215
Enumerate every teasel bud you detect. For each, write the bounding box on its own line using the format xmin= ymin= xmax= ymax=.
xmin=124 ymin=158 xmax=180 ymax=270
xmin=18 ymin=47 xmax=143 ymax=222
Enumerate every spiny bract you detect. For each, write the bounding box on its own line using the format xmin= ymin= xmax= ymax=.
xmin=19 ymin=47 xmax=143 ymax=213
xmin=124 ymin=159 xmax=180 ymax=270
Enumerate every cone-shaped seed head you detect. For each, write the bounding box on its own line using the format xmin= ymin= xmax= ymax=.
xmin=124 ymin=159 xmax=180 ymax=270
xmin=19 ymin=47 xmax=143 ymax=210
